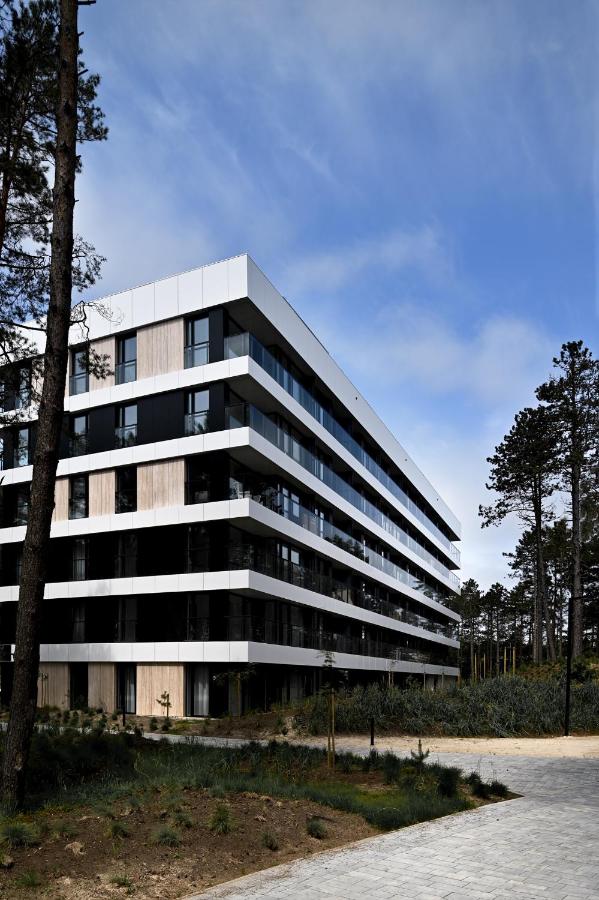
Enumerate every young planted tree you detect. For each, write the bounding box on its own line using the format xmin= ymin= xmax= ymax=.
xmin=1 ymin=0 xmax=106 ymax=811
xmin=536 ymin=342 xmax=599 ymax=658
xmin=480 ymin=406 xmax=559 ymax=663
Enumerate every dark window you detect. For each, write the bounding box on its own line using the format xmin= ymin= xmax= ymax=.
xmin=0 ymin=435 xmax=4 ymax=470
xmin=187 ymin=594 xmax=210 ymax=640
xmin=184 ymin=316 xmax=209 ymax=368
xmin=69 ymin=475 xmax=88 ymax=519
xmin=185 ymin=457 xmax=210 ymax=504
xmin=116 ymin=333 xmax=137 ymax=384
xmin=187 ymin=524 xmax=209 ymax=572
xmin=115 ymin=403 xmax=137 ymax=447
xmin=117 ymin=597 xmax=137 ymax=641
xmin=70 ymin=348 xmax=89 ymax=395
xmin=69 ymin=663 xmax=88 ymax=709
xmin=14 ymin=367 xmax=31 ymax=410
xmin=184 ymin=389 xmax=209 ymax=435
xmin=115 ymin=532 xmax=138 ymax=577
xmin=117 ymin=663 xmax=136 ymax=713
xmin=14 ymin=483 xmax=31 ymax=526
xmin=15 ymin=426 xmax=30 ymax=467
xmin=72 ymin=603 xmax=85 ymax=642
xmin=70 ymin=413 xmax=88 ymax=456
xmin=115 ymin=466 xmax=137 ymax=513
xmin=72 ymin=537 xmax=89 ymax=581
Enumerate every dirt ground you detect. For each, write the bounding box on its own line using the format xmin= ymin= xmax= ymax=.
xmin=295 ymin=735 xmax=599 ymax=758
xmin=0 ymin=790 xmax=375 ymax=900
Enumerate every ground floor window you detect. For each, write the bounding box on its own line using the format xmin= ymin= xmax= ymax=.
xmin=117 ymin=663 xmax=136 ymax=714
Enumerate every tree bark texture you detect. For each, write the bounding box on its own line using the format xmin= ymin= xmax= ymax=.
xmin=1 ymin=0 xmax=78 ymax=811
xmin=571 ymin=460 xmax=583 ymax=657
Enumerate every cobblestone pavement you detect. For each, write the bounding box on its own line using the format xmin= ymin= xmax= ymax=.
xmin=187 ymin=747 xmax=599 ymax=900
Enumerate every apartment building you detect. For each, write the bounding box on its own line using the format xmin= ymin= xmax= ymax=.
xmin=0 ymin=255 xmax=461 ymax=717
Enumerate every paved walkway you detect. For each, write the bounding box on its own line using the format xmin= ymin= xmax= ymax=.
xmin=187 ymin=745 xmax=599 ymax=900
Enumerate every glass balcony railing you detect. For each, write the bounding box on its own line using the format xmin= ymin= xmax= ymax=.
xmin=225 ymin=332 xmax=459 ymax=564
xmin=184 ymin=342 xmax=210 ymax=369
xmin=229 ymin=484 xmax=456 ymax=606
xmin=184 ymin=411 xmax=210 ymax=436
xmin=225 ymin=403 xmax=460 ymax=590
xmin=114 ymin=424 xmax=137 ymax=448
xmin=223 ymin=544 xmax=458 ymax=641
xmin=69 ymin=372 xmax=89 ymax=395
xmin=69 ymin=434 xmax=89 ymax=457
xmin=115 ymin=360 xmax=137 ymax=385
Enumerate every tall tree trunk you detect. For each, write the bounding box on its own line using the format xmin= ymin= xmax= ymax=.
xmin=1 ymin=0 xmax=79 ymax=812
xmin=571 ymin=460 xmax=583 ymax=657
xmin=533 ymin=486 xmax=556 ymax=661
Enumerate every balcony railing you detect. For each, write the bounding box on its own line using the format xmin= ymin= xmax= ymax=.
xmin=224 ymin=544 xmax=458 ymax=641
xmin=184 ymin=411 xmax=210 ymax=436
xmin=69 ymin=434 xmax=89 ymax=457
xmin=114 ymin=424 xmax=137 ymax=448
xmin=115 ymin=360 xmax=137 ymax=385
xmin=225 ymin=403 xmax=460 ymax=591
xmin=69 ymin=372 xmax=89 ymax=395
xmin=225 ymin=331 xmax=460 ymax=564
xmin=184 ymin=342 xmax=209 ymax=369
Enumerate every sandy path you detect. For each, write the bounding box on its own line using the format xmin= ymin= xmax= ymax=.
xmin=291 ymin=734 xmax=599 ymax=758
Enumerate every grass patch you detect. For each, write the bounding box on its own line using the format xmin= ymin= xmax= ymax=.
xmin=209 ymin=803 xmax=233 ymax=835
xmin=306 ymin=817 xmax=327 ymax=839
xmin=14 ymin=870 xmax=43 ymax=888
xmin=0 ymin=821 xmax=38 ymax=849
xmin=261 ymin=829 xmax=280 ymax=851
xmin=152 ymin=825 xmax=181 ymax=847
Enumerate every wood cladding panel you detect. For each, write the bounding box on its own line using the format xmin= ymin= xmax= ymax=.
xmin=52 ymin=478 xmax=69 ymax=522
xmin=38 ymin=663 xmax=69 ymax=710
xmin=88 ymin=663 xmax=116 ymax=711
xmin=90 ymin=336 xmax=115 ymax=390
xmin=136 ymin=664 xmax=184 ymax=717
xmin=137 ymin=318 xmax=184 ymax=379
xmin=137 ymin=459 xmax=184 ymax=510
xmin=89 ymin=470 xmax=115 ymax=517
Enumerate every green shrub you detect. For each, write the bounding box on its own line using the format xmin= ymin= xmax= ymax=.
xmin=52 ymin=819 xmax=77 ymax=839
xmin=149 ymin=717 xmax=158 ymax=732
xmin=153 ymin=825 xmax=181 ymax=847
xmin=489 ymin=780 xmax=509 ymax=798
xmin=472 ymin=780 xmax=492 ymax=799
xmin=173 ymin=810 xmax=194 ymax=829
xmin=209 ymin=803 xmax=233 ymax=835
xmin=110 ymin=874 xmax=133 ymax=888
xmin=437 ymin=766 xmax=461 ymax=798
xmin=15 ymin=870 xmax=43 ymax=888
xmin=306 ymin=817 xmax=328 ymax=839
xmin=293 ymin=676 xmax=599 ymax=737
xmin=261 ymin=829 xmax=280 ymax=851
xmin=0 ymin=820 xmax=38 ymax=848
xmin=108 ymin=820 xmax=131 ymax=839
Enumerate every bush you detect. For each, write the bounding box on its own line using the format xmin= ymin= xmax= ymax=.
xmin=261 ymin=829 xmax=280 ymax=851
xmin=306 ymin=817 xmax=328 ymax=839
xmin=209 ymin=803 xmax=233 ymax=835
xmin=489 ymin=780 xmax=509 ymax=798
xmin=0 ymin=820 xmax=38 ymax=848
xmin=437 ymin=766 xmax=461 ymax=798
xmin=293 ymin=676 xmax=599 ymax=737
xmin=149 ymin=717 xmax=158 ymax=732
xmin=52 ymin=819 xmax=77 ymax=839
xmin=173 ymin=810 xmax=194 ymax=829
xmin=153 ymin=825 xmax=181 ymax=847
xmin=108 ymin=820 xmax=131 ymax=839
xmin=472 ymin=780 xmax=492 ymax=799
xmin=15 ymin=870 xmax=43 ymax=888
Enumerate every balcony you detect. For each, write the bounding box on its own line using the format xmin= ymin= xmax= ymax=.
xmin=114 ymin=424 xmax=137 ymax=448
xmin=69 ymin=434 xmax=89 ymax=457
xmin=184 ymin=411 xmax=210 ymax=436
xmin=115 ymin=360 xmax=137 ymax=385
xmin=184 ymin=342 xmax=209 ymax=369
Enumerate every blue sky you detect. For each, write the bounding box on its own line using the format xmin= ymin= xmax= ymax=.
xmin=76 ymin=0 xmax=598 ymax=588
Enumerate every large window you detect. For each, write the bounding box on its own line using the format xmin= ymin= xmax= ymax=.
xmin=70 ymin=413 xmax=89 ymax=456
xmin=117 ymin=663 xmax=136 ymax=714
xmin=184 ymin=389 xmax=209 ymax=436
xmin=70 ymin=348 xmax=89 ymax=395
xmin=72 ymin=537 xmax=89 ymax=581
xmin=14 ymin=484 xmax=30 ymax=526
xmin=14 ymin=367 xmax=31 ymax=410
xmin=69 ymin=475 xmax=88 ymax=519
xmin=15 ymin=426 xmax=30 ymax=467
xmin=116 ymin=333 xmax=137 ymax=384
xmin=117 ymin=597 xmax=137 ymax=641
xmin=115 ymin=466 xmax=137 ymax=513
xmin=115 ymin=403 xmax=137 ymax=448
xmin=115 ymin=533 xmax=138 ymax=577
xmin=184 ymin=316 xmax=209 ymax=368
xmin=185 ymin=457 xmax=210 ymax=504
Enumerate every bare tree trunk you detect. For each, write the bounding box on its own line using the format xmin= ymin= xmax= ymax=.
xmin=1 ymin=0 xmax=78 ymax=812
xmin=533 ymin=487 xmax=556 ymax=661
xmin=571 ymin=461 xmax=583 ymax=657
